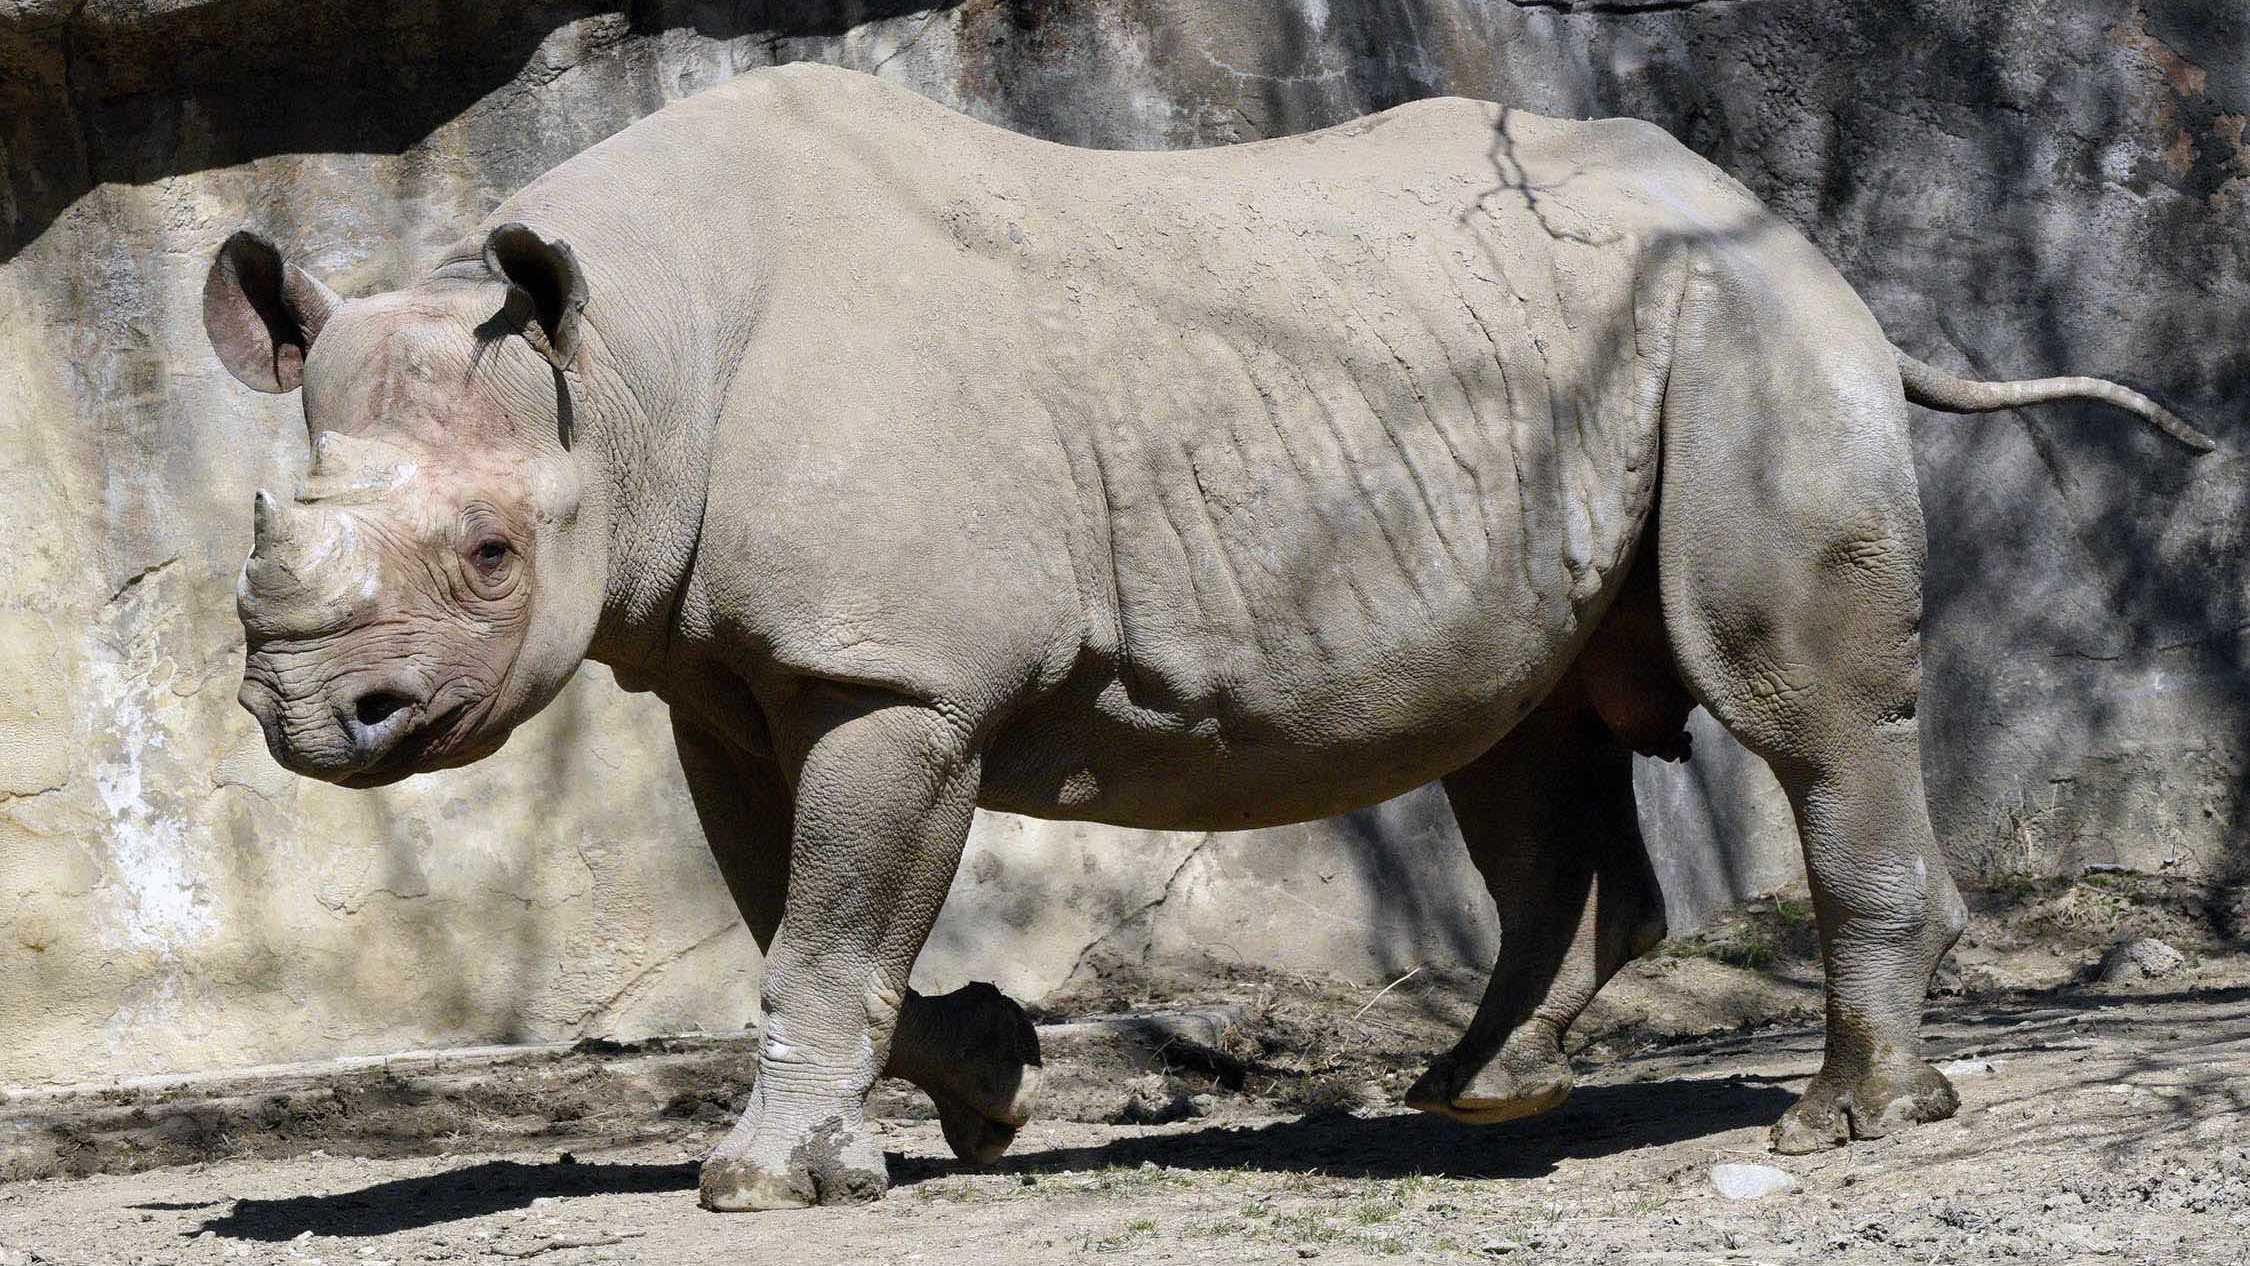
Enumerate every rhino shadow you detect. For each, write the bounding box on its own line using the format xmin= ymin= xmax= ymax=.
xmin=194 ymin=1157 xmax=696 ymax=1241
xmin=894 ymin=1074 xmax=1799 ymax=1185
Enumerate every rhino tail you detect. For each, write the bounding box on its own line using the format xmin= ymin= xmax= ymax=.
xmin=1893 ymin=348 xmax=2216 ymax=454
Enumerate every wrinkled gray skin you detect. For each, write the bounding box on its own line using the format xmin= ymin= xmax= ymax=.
xmin=203 ymin=64 xmax=2209 ymax=1211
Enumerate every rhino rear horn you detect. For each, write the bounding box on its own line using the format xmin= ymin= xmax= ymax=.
xmin=204 ymin=231 xmax=341 ymax=394
xmin=483 ymin=222 xmax=589 ymax=373
xmin=250 ymin=489 xmax=290 ymax=557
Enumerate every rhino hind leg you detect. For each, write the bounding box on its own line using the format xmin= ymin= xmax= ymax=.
xmin=1406 ymin=700 xmax=1667 ymax=1125
xmin=886 ymin=981 xmax=1044 ymax=1165
xmin=1653 ymin=270 xmax=1966 ymax=1152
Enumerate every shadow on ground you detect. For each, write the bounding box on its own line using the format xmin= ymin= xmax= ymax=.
xmin=908 ymin=1074 xmax=1799 ymax=1186
xmin=196 ymin=1159 xmax=699 ymax=1241
xmin=195 ymin=1074 xmax=1793 ymax=1240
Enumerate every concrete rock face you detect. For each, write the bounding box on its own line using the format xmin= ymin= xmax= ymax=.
xmin=1 ymin=0 xmax=2240 ymax=1083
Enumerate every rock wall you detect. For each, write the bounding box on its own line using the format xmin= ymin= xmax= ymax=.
xmin=1 ymin=0 xmax=2239 ymax=1085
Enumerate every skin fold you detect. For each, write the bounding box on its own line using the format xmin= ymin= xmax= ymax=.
xmin=203 ymin=64 xmax=2204 ymax=1211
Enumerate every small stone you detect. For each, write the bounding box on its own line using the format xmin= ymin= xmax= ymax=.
xmin=1294 ymin=1247 xmax=1320 ymax=1259
xmin=1711 ymin=1163 xmax=1798 ymax=1200
xmin=1937 ymin=1058 xmax=1996 ymax=1078
xmin=2097 ymin=938 xmax=2186 ymax=982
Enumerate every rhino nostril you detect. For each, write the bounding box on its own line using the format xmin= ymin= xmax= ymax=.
xmin=354 ymin=690 xmax=414 ymax=730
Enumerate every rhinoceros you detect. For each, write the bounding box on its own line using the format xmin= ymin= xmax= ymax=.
xmin=201 ymin=63 xmax=2209 ymax=1210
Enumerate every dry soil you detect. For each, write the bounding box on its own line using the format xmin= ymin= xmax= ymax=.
xmin=3 ymin=872 xmax=2245 ymax=1265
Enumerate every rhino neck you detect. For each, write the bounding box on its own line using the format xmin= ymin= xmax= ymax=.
xmin=576 ymin=339 xmax=722 ymax=691
xmin=562 ymin=303 xmax=729 ymax=683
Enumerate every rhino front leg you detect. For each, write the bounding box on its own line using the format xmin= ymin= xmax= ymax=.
xmin=675 ymin=716 xmax=1042 ymax=1174
xmin=1407 ymin=703 xmax=1665 ymax=1124
xmin=688 ymin=698 xmax=984 ymax=1211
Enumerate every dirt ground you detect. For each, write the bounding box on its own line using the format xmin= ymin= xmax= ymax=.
xmin=3 ymin=872 xmax=2246 ymax=1265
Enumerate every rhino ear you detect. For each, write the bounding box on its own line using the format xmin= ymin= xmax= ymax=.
xmin=483 ymin=222 xmax=588 ymax=373
xmin=203 ymin=231 xmax=340 ymax=394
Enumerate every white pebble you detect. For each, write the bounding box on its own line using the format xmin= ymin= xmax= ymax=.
xmin=1711 ymin=1163 xmax=1798 ymax=1200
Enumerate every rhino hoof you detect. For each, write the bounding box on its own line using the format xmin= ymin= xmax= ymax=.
xmin=698 ymin=1156 xmax=814 ymax=1212
xmin=918 ymin=981 xmax=1043 ymax=1164
xmin=936 ymin=1093 xmax=1021 ymax=1165
xmin=1403 ymin=1044 xmax=1574 ymax=1125
xmin=1770 ymin=1057 xmax=1956 ymax=1154
xmin=1845 ymin=1059 xmax=1960 ymax=1140
xmin=1769 ymin=1095 xmax=1850 ymax=1155
xmin=699 ymin=1119 xmax=890 ymax=1212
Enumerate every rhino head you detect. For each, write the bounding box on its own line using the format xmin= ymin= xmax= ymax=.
xmin=203 ymin=226 xmax=608 ymax=788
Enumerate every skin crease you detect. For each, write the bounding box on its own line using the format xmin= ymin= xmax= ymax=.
xmin=203 ymin=64 xmax=2203 ymax=1210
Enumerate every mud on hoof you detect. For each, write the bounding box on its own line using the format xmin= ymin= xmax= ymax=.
xmin=698 ymin=1119 xmax=890 ymax=1212
xmin=915 ymin=982 xmax=1044 ymax=1165
xmin=1770 ymin=1057 xmax=1958 ymax=1155
xmin=1403 ymin=1029 xmax=1575 ymax=1126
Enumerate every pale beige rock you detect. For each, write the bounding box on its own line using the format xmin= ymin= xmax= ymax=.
xmin=1 ymin=1 xmax=2237 ymax=1096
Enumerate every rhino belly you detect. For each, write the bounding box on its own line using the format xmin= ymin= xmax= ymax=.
xmin=978 ymin=550 xmax=1587 ymax=831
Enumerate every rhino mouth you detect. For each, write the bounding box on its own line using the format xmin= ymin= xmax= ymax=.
xmin=333 ymin=696 xmax=479 ymax=789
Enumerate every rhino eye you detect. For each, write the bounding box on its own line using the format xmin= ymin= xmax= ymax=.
xmin=470 ymin=538 xmax=512 ymax=572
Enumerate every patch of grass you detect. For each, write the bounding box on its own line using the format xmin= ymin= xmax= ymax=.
xmin=1662 ymin=933 xmax=1777 ymax=969
xmin=1067 ymin=1162 xmax=1193 ymax=1197
xmin=912 ymin=1178 xmax=985 ymax=1204
xmin=1269 ymin=1210 xmax=1344 ymax=1244
xmin=1353 ymin=1198 xmax=1401 ymax=1225
xmin=1184 ymin=1218 xmax=1251 ymax=1238
xmin=1712 ymin=935 xmax=1779 ymax=970
xmin=1083 ymin=1219 xmax=1160 ymax=1253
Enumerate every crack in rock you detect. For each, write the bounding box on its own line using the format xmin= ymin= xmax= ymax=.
xmin=577 ymin=921 xmax=742 ymax=1029
xmin=106 ymin=555 xmax=177 ymax=606
xmin=1055 ymin=833 xmax=1219 ymax=991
